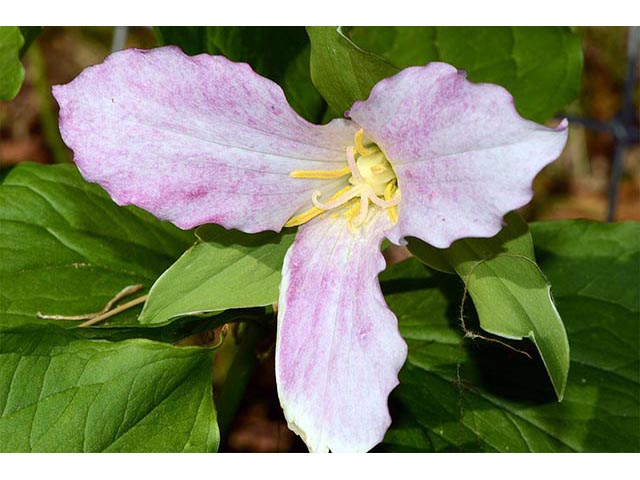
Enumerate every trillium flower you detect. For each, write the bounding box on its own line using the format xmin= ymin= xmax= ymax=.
xmin=53 ymin=46 xmax=568 ymax=453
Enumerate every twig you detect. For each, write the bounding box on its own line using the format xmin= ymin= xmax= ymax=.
xmin=37 ymin=284 xmax=144 ymax=324
xmin=37 ymin=284 xmax=143 ymax=321
xmin=78 ymin=294 xmax=148 ymax=327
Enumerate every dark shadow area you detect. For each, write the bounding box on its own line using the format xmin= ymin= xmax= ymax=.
xmin=218 ymin=346 xmax=307 ymax=453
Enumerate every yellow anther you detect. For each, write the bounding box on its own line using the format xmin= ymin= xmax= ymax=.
xmin=387 ymin=206 xmax=398 ymax=224
xmin=284 ymin=206 xmax=324 ymax=227
xmin=384 ymin=182 xmax=396 ymax=199
xmin=285 ymin=186 xmax=353 ymax=227
xmin=355 ymin=129 xmax=379 ymax=157
xmin=286 ymin=130 xmax=400 ymax=229
xmin=343 ymin=199 xmax=361 ymax=223
xmin=290 ymin=166 xmax=351 ymax=180
xmin=384 ymin=182 xmax=399 ymax=224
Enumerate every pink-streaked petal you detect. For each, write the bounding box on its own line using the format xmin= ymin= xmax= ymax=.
xmin=349 ymin=63 xmax=568 ymax=248
xmin=53 ymin=46 xmax=358 ymax=232
xmin=276 ymin=211 xmax=407 ymax=452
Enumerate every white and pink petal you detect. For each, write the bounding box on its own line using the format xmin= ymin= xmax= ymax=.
xmin=349 ymin=63 xmax=568 ymax=248
xmin=276 ymin=211 xmax=407 ymax=452
xmin=53 ymin=46 xmax=358 ymax=233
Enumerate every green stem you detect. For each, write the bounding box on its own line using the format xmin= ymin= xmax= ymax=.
xmin=27 ymin=42 xmax=70 ymax=164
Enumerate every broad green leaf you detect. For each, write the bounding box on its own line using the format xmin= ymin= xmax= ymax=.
xmin=531 ymin=220 xmax=640 ymax=314
xmin=409 ymin=213 xmax=569 ymax=400
xmin=154 ymin=26 xmax=206 ymax=55
xmin=0 ymin=324 xmax=218 ymax=452
xmin=350 ymin=26 xmax=583 ymax=122
xmin=155 ymin=26 xmax=325 ymax=123
xmin=0 ymin=26 xmax=25 ymax=100
xmin=379 ymin=220 xmax=639 ymax=452
xmin=306 ymin=26 xmax=399 ymax=115
xmin=0 ymin=163 xmax=193 ymax=327
xmin=406 ymin=237 xmax=454 ymax=274
xmin=139 ymin=224 xmax=295 ymax=325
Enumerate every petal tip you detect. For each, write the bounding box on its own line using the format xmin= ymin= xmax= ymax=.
xmin=556 ymin=118 xmax=570 ymax=131
xmin=51 ymin=83 xmax=71 ymax=106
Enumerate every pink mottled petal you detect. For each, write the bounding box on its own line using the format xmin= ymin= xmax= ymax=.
xmin=53 ymin=46 xmax=357 ymax=232
xmin=349 ymin=63 xmax=568 ymax=248
xmin=276 ymin=211 xmax=407 ymax=452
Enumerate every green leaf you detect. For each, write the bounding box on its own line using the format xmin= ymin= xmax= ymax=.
xmin=139 ymin=224 xmax=295 ymax=325
xmin=350 ymin=26 xmax=583 ymax=122
xmin=409 ymin=213 xmax=569 ymax=400
xmin=0 ymin=26 xmax=25 ymax=100
xmin=0 ymin=324 xmax=218 ymax=452
xmin=380 ymin=220 xmax=639 ymax=452
xmin=531 ymin=220 xmax=640 ymax=314
xmin=306 ymin=26 xmax=399 ymax=115
xmin=154 ymin=26 xmax=206 ymax=55
xmin=0 ymin=163 xmax=193 ymax=328
xmin=155 ymin=26 xmax=325 ymax=123
xmin=406 ymin=237 xmax=454 ymax=274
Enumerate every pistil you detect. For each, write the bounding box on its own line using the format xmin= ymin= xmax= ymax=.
xmin=285 ymin=129 xmax=400 ymax=230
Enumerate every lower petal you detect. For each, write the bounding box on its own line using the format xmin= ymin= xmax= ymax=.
xmin=276 ymin=211 xmax=407 ymax=452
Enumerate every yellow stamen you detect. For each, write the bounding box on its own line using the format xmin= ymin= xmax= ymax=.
xmin=343 ymin=199 xmax=361 ymax=223
xmin=355 ymin=129 xmax=379 ymax=157
xmin=387 ymin=206 xmax=398 ymax=224
xmin=384 ymin=182 xmax=399 ymax=224
xmin=284 ymin=206 xmax=324 ymax=227
xmin=290 ymin=166 xmax=350 ymax=180
xmin=384 ymin=182 xmax=396 ymax=199
xmin=285 ymin=186 xmax=353 ymax=227
xmin=286 ymin=129 xmax=400 ymax=230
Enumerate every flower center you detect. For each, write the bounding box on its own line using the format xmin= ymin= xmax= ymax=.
xmin=285 ymin=129 xmax=400 ymax=230
xmin=352 ymin=151 xmax=396 ymax=196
